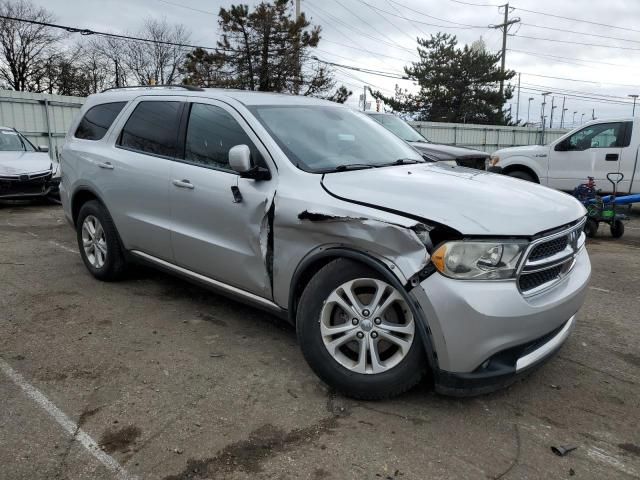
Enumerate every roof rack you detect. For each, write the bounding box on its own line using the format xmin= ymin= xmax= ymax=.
xmin=101 ymin=84 xmax=205 ymax=93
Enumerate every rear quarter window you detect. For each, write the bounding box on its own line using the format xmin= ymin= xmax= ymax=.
xmin=75 ymin=102 xmax=127 ymax=140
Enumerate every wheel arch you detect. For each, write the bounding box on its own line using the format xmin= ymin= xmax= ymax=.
xmin=288 ymin=247 xmax=439 ymax=371
xmin=501 ymin=161 xmax=541 ymax=183
xmin=71 ymin=187 xmax=106 ymax=227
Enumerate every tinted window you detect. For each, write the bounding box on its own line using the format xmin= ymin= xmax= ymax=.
xmin=118 ymin=101 xmax=181 ymax=157
xmin=567 ymin=122 xmax=625 ymax=151
xmin=185 ymin=103 xmax=261 ymax=170
xmin=75 ymin=102 xmax=126 ymax=140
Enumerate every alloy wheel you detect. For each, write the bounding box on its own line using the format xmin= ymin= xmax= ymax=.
xmin=81 ymin=215 xmax=107 ymax=268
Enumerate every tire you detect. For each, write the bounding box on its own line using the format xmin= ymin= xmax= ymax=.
xmin=76 ymin=200 xmax=127 ymax=281
xmin=610 ymin=220 xmax=624 ymax=238
xmin=584 ymin=218 xmax=599 ymax=238
xmin=297 ymin=259 xmax=427 ymax=400
xmin=506 ymin=170 xmax=535 ymax=182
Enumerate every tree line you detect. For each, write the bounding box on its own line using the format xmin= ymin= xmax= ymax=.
xmin=0 ymin=0 xmax=514 ymax=123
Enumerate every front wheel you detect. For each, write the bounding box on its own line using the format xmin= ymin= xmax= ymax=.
xmin=611 ymin=220 xmax=624 ymax=238
xmin=584 ymin=218 xmax=599 ymax=238
xmin=297 ymin=259 xmax=427 ymax=400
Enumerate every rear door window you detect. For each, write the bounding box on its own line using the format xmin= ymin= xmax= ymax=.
xmin=75 ymin=102 xmax=126 ymax=140
xmin=118 ymin=101 xmax=181 ymax=157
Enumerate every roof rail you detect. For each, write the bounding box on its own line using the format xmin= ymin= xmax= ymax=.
xmin=100 ymin=84 xmax=205 ymax=93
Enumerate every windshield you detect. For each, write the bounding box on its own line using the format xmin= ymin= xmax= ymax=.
xmin=368 ymin=114 xmax=428 ymax=143
xmin=0 ymin=129 xmax=36 ymax=152
xmin=248 ymin=105 xmax=423 ymax=172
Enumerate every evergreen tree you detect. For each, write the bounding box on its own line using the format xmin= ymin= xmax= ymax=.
xmin=181 ymin=0 xmax=351 ymax=102
xmin=371 ymin=33 xmax=516 ymax=124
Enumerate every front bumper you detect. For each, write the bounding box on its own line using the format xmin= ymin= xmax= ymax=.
xmin=411 ymin=247 xmax=591 ymax=396
xmin=0 ymin=171 xmax=59 ymax=199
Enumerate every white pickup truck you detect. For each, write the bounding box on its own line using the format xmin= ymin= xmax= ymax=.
xmin=493 ymin=118 xmax=639 ymax=193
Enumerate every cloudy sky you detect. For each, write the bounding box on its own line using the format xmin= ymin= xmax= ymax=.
xmin=33 ymin=0 xmax=640 ymax=127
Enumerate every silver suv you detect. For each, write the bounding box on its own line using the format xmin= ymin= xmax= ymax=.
xmin=60 ymin=86 xmax=591 ymax=399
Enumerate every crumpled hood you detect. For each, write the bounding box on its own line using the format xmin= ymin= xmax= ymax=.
xmin=410 ymin=141 xmax=489 ymax=161
xmin=0 ymin=151 xmax=51 ymax=176
xmin=322 ymin=163 xmax=586 ymax=236
xmin=495 ymin=144 xmax=549 ymax=159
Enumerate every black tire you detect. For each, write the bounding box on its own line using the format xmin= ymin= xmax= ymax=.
xmin=297 ymin=259 xmax=427 ymax=400
xmin=610 ymin=219 xmax=624 ymax=238
xmin=506 ymin=170 xmax=535 ymax=182
xmin=584 ymin=218 xmax=599 ymax=238
xmin=76 ymin=200 xmax=127 ymax=281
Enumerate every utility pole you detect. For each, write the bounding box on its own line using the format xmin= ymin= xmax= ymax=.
xmin=515 ymin=73 xmax=521 ymax=123
xmin=581 ymin=113 xmax=585 ymax=124
xmin=592 ymin=109 xmax=595 ymax=120
xmin=295 ymin=0 xmax=300 ymax=17
xmin=549 ymin=96 xmax=556 ymax=128
xmin=527 ymin=97 xmax=533 ymax=125
xmin=541 ymin=92 xmax=551 ymax=144
xmin=362 ymin=85 xmax=367 ymax=112
xmin=490 ymin=4 xmax=521 ymax=99
xmin=629 ymin=94 xmax=639 ymax=116
xmin=572 ymin=111 xmax=577 ymax=126
xmin=559 ymin=97 xmax=566 ymax=128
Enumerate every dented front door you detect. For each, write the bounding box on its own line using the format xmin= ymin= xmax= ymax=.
xmin=169 ymin=99 xmax=276 ymax=298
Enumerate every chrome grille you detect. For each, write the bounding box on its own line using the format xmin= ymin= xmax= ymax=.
xmin=518 ymin=218 xmax=586 ymax=296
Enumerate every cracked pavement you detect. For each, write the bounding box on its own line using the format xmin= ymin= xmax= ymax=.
xmin=1 ymin=202 xmax=639 ymax=479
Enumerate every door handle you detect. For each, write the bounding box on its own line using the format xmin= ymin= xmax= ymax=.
xmin=605 ymin=153 xmax=619 ymax=161
xmin=97 ymin=161 xmax=114 ymax=170
xmin=172 ymin=179 xmax=194 ymax=189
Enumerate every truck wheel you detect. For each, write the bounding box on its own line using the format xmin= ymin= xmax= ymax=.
xmin=76 ymin=200 xmax=127 ymax=281
xmin=506 ymin=170 xmax=535 ymax=182
xmin=297 ymin=259 xmax=427 ymax=400
xmin=610 ymin=220 xmax=624 ymax=238
xmin=584 ymin=218 xmax=599 ymax=238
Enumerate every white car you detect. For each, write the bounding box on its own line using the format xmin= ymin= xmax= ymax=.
xmin=0 ymin=126 xmax=60 ymax=200
xmin=493 ymin=118 xmax=638 ymax=193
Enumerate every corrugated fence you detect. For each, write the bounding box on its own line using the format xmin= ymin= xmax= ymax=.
xmin=0 ymin=90 xmax=569 ymax=158
xmin=0 ymin=90 xmax=85 ymax=160
xmin=409 ymin=121 xmax=568 ymax=154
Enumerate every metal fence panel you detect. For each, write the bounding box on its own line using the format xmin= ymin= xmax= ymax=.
xmin=409 ymin=121 xmax=568 ymax=153
xmin=0 ymin=90 xmax=85 ymax=159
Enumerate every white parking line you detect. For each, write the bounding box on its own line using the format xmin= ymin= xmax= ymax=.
xmin=589 ymin=286 xmax=611 ymax=293
xmin=0 ymin=359 xmax=137 ymax=480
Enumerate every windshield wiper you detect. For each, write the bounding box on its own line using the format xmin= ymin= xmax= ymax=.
xmin=320 ymin=163 xmax=378 ymax=173
xmin=379 ymin=158 xmax=425 ymax=167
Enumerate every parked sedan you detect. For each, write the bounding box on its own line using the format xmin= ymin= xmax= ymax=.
xmin=0 ymin=126 xmax=60 ymax=200
xmin=366 ymin=112 xmax=492 ymax=170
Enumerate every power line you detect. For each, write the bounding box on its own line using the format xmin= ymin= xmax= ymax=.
xmin=313 ymin=57 xmax=409 ymax=80
xmin=351 ymin=0 xmax=481 ymax=29
xmin=156 ymin=0 xmax=217 ymax=16
xmin=510 ymin=33 xmax=640 ymax=52
xmin=513 ymin=6 xmax=640 ymax=35
xmin=521 ymin=72 xmax=640 ymax=89
xmin=320 ymin=38 xmax=416 ymax=63
xmin=349 ymin=0 xmax=420 ymax=44
xmin=386 ymin=0 xmax=487 ymax=27
xmin=508 ymin=49 xmax=629 ymax=69
xmin=446 ymin=0 xmax=498 ymax=6
xmin=521 ymin=22 xmax=640 ymax=45
xmin=306 ymin=2 xmax=414 ymax=53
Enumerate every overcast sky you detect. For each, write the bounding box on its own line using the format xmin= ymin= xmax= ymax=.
xmin=33 ymin=0 xmax=640 ymax=127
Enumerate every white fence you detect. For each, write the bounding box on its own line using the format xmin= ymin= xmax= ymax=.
xmin=0 ymin=90 xmax=569 ymax=158
xmin=0 ymin=90 xmax=85 ymax=159
xmin=409 ymin=121 xmax=568 ymax=154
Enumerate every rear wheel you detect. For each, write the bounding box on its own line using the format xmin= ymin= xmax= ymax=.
xmin=76 ymin=200 xmax=127 ymax=281
xmin=584 ymin=218 xmax=599 ymax=238
xmin=611 ymin=220 xmax=624 ymax=238
xmin=506 ymin=170 xmax=535 ymax=182
xmin=297 ymin=259 xmax=427 ymax=400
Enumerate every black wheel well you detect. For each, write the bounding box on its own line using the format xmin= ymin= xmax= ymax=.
xmin=502 ymin=164 xmax=540 ymax=183
xmin=71 ymin=189 xmax=102 ymax=226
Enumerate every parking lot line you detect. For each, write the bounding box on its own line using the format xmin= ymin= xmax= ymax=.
xmin=0 ymin=358 xmax=137 ymax=480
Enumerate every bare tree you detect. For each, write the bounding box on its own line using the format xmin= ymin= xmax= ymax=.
xmin=125 ymin=18 xmax=190 ymax=86
xmin=90 ymin=37 xmax=130 ymax=88
xmin=0 ymin=0 xmax=63 ymax=91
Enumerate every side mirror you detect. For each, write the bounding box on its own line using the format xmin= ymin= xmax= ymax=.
xmin=38 ymin=145 xmax=49 ymax=153
xmin=554 ymin=140 xmax=568 ymax=152
xmin=228 ymin=144 xmax=271 ymax=180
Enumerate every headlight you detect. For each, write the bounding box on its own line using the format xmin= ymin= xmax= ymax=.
xmin=431 ymin=240 xmax=527 ymax=280
xmin=489 ymin=155 xmax=500 ymax=166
